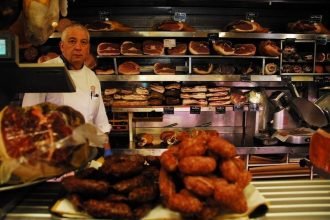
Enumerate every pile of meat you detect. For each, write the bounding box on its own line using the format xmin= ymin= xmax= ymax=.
xmin=159 ymin=130 xmax=252 ymax=219
xmin=102 ymin=84 xmax=249 ymax=107
xmin=105 ymin=87 xmax=149 ymax=107
xmin=61 ymin=154 xmax=160 ymax=219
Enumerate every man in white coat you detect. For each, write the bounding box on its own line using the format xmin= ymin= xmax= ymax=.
xmin=22 ymin=23 xmax=112 ymax=155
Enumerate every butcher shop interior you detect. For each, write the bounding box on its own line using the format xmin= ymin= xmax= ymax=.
xmin=0 ymin=0 xmax=330 ymax=219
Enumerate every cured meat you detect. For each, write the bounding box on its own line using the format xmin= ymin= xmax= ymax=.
xmin=95 ymin=68 xmax=114 ymax=75
xmin=135 ymin=87 xmax=149 ymax=95
xmin=208 ymin=96 xmax=231 ymax=101
xmin=165 ymin=97 xmax=181 ymax=105
xmin=120 ymin=41 xmax=143 ymax=55
xmin=165 ymin=83 xmax=181 ymax=90
xmin=259 ymin=40 xmax=281 ymax=57
xmin=214 ymin=64 xmax=236 ymax=74
xmin=118 ymin=61 xmax=140 ymax=75
xmin=154 ymin=63 xmax=176 ymax=75
xmin=37 ymin=52 xmax=59 ymax=63
xmin=180 ymin=93 xmax=207 ymax=99
xmin=143 ymin=40 xmax=164 ymax=55
xmin=193 ymin=63 xmax=214 ymax=74
xmin=104 ymin=88 xmax=118 ymax=96
xmin=182 ymin=99 xmax=208 ymax=106
xmin=264 ymin=63 xmax=278 ymax=75
xmin=316 ymin=53 xmax=326 ymax=62
xmin=188 ymin=41 xmax=210 ymax=55
xmin=315 ymin=65 xmax=324 ymax=73
xmin=112 ymin=100 xmax=148 ymax=107
xmin=225 ymin=20 xmax=268 ymax=33
xmin=208 ymin=87 xmax=230 ymax=93
xmin=150 ymin=84 xmax=165 ymax=94
xmin=157 ymin=20 xmax=195 ymax=31
xmin=213 ymin=41 xmax=235 ymax=55
xmin=22 ymin=0 xmax=65 ymax=46
xmin=55 ymin=18 xmax=72 ymax=32
xmin=114 ymin=94 xmax=148 ymax=101
xmin=97 ymin=42 xmax=120 ymax=56
xmin=234 ymin=44 xmax=256 ymax=56
xmin=0 ymin=103 xmax=86 ymax=184
xmin=95 ymin=63 xmax=115 ymax=75
xmin=148 ymin=99 xmax=163 ymax=106
xmin=164 ymin=89 xmax=180 ymax=97
xmin=167 ymin=43 xmax=187 ymax=55
xmin=24 ymin=46 xmax=39 ymax=62
xmin=181 ymin=85 xmax=207 ymax=93
xmin=288 ymin=20 xmax=329 ymax=34
xmin=86 ymin=20 xmax=132 ymax=32
xmin=231 ymin=93 xmax=247 ymax=105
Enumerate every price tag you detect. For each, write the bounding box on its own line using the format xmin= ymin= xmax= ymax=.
xmin=316 ymin=36 xmax=327 ymax=45
xmin=310 ymin=14 xmax=323 ymax=23
xmin=190 ymin=106 xmax=201 ymax=114
xmin=281 ymin=75 xmax=292 ymax=82
xmin=98 ymin=10 xmax=111 ymax=21
xmin=315 ymin=75 xmax=330 ymax=85
xmin=174 ymin=12 xmax=187 ymax=22
xmin=208 ymin=33 xmax=218 ymax=43
xmin=314 ymin=75 xmax=323 ymax=83
xmin=245 ymin=12 xmax=257 ymax=22
xmin=163 ymin=106 xmax=174 ymax=114
xmin=240 ymin=75 xmax=251 ymax=82
xmin=215 ymin=106 xmax=226 ymax=114
xmin=249 ymin=103 xmax=259 ymax=112
xmin=163 ymin=39 xmax=176 ymax=48
xmin=234 ymin=104 xmax=244 ymax=111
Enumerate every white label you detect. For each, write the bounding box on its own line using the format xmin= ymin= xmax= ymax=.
xmin=174 ymin=12 xmax=186 ymax=22
xmin=163 ymin=39 xmax=176 ymax=48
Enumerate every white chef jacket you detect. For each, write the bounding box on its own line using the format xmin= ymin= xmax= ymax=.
xmin=22 ymin=57 xmax=111 ymax=133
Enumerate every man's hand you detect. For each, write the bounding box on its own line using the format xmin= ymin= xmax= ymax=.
xmin=103 ymin=142 xmax=112 ymax=157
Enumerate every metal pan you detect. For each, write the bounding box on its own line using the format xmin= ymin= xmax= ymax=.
xmin=287 ymin=83 xmax=328 ymax=128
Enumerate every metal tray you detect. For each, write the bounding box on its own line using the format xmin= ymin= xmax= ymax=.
xmin=0 ymin=147 xmax=98 ymax=192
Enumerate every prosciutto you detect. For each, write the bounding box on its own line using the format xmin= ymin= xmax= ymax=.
xmin=23 ymin=0 xmax=68 ymax=45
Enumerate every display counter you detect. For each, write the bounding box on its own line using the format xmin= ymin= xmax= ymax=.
xmin=1 ymin=179 xmax=329 ymax=220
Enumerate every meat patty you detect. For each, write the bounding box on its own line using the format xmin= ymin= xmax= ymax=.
xmin=62 ymin=176 xmax=110 ymax=195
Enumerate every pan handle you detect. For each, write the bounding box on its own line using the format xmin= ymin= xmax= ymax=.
xmin=287 ymin=83 xmax=300 ymax=98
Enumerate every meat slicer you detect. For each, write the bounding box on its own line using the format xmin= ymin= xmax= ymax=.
xmin=265 ymin=85 xmax=329 ymax=145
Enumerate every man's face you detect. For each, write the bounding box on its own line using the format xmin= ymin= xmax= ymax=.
xmin=60 ymin=28 xmax=90 ymax=69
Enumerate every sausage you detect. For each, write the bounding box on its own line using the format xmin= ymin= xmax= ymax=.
xmin=159 ymin=168 xmax=176 ymax=200
xmin=183 ymin=176 xmax=215 ymax=197
xmin=178 ymin=156 xmax=216 ymax=175
xmin=207 ymin=136 xmax=236 ymax=158
xmin=167 ymin=189 xmax=203 ymax=214
xmin=160 ymin=146 xmax=179 ymax=172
